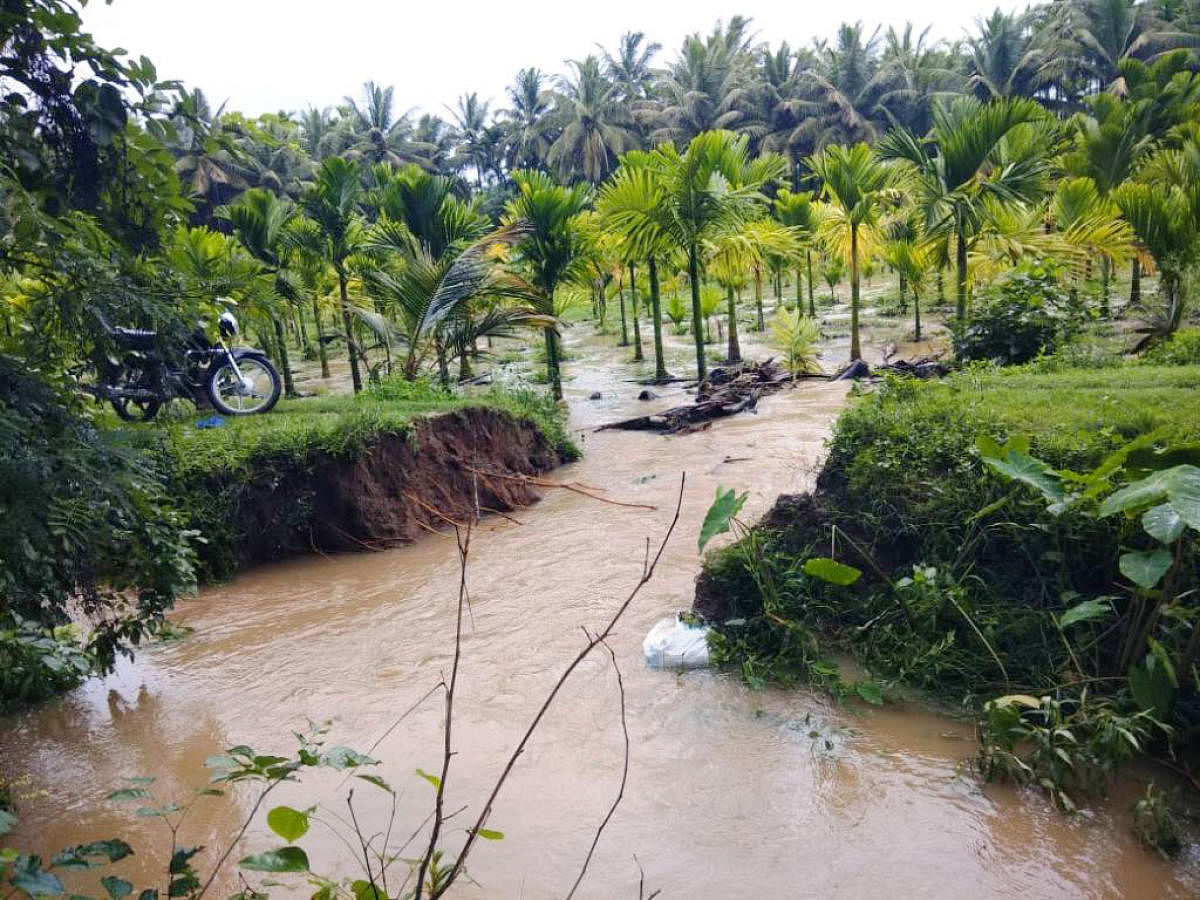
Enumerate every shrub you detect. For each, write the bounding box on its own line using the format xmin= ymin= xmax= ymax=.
xmin=952 ymin=265 xmax=1084 ymax=364
xmin=1143 ymin=328 xmax=1200 ymax=366
xmin=769 ymin=308 xmax=822 ymax=375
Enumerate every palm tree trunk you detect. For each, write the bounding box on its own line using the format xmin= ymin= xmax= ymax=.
xmin=898 ymin=272 xmax=907 ymax=315
xmin=850 ymin=226 xmax=862 ymax=361
xmin=806 ymin=251 xmax=815 ymax=317
xmin=544 ymin=328 xmax=563 ymax=400
xmin=1130 ymin=257 xmax=1141 ymax=307
xmin=629 ymin=261 xmax=644 ymax=362
xmin=914 ymin=291 xmax=922 ymax=342
xmin=955 ymin=225 xmax=969 ymax=323
xmin=648 ymin=257 xmax=667 ymax=380
xmin=311 ymin=292 xmax=331 ymax=379
xmin=754 ymin=267 xmax=765 ymax=331
xmin=689 ymin=245 xmax=706 ymax=382
xmin=436 ymin=339 xmax=450 ymax=387
xmin=617 ymin=275 xmax=629 ymax=346
xmin=726 ymin=285 xmax=742 ymax=363
xmin=272 ymin=316 xmax=297 ymax=398
xmin=338 ymin=270 xmax=363 ymax=393
xmin=1100 ymin=256 xmax=1110 ymax=319
xmin=796 ymin=265 xmax=803 ymax=309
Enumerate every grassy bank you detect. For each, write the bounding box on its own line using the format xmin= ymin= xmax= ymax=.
xmin=698 ymin=363 xmax=1200 ymax=820
xmin=149 ymin=379 xmax=577 ymax=579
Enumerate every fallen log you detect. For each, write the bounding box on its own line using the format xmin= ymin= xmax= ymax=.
xmin=598 ymin=359 xmax=788 ymax=434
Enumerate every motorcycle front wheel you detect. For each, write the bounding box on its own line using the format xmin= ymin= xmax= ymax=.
xmin=206 ymin=355 xmax=282 ymax=415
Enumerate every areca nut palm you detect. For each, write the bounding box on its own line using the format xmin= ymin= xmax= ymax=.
xmin=878 ymin=96 xmax=1052 ymax=323
xmin=502 ymin=170 xmax=591 ymax=400
xmin=301 ymin=156 xmax=368 ymax=392
xmin=806 ymin=142 xmax=893 ymax=361
xmin=773 ymin=188 xmax=819 ymax=315
xmin=604 ymin=131 xmax=783 ymax=382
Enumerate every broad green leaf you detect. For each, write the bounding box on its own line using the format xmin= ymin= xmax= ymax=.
xmin=698 ymin=486 xmax=748 ymax=552
xmin=53 ymin=841 xmax=134 ymax=869
xmin=981 ymin=449 xmax=1064 ymax=504
xmin=238 ymin=847 xmax=309 ymax=873
xmin=0 ymin=808 xmax=16 ymax=836
xmin=475 ymin=828 xmax=505 ymax=841
xmin=1119 ymin=549 xmax=1172 ymax=590
xmin=1056 ymin=598 xmax=1112 ymax=629
xmin=1129 ymin=653 xmax=1174 ymax=717
xmin=854 ymin=682 xmax=884 ymax=705
xmin=1142 ymin=503 xmax=1184 ymax=544
xmin=101 ymin=876 xmax=133 ymax=900
xmin=1099 ymin=465 xmax=1200 ymax=528
xmin=803 ymin=557 xmax=862 ymax=586
xmin=415 ymin=768 xmax=441 ymax=790
xmin=350 ymin=881 xmax=386 ymax=900
xmin=266 ymin=806 xmax=309 ymax=843
xmin=974 ymin=434 xmax=1004 ymax=460
xmin=168 ymin=847 xmax=200 ymax=875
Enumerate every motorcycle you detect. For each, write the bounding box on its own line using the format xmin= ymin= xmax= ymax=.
xmin=87 ymin=309 xmax=282 ymax=421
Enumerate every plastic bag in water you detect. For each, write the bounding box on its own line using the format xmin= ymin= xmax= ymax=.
xmin=643 ymin=615 xmax=711 ymax=669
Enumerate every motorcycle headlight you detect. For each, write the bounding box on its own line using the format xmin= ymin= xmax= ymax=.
xmin=218 ymin=311 xmax=239 ymax=338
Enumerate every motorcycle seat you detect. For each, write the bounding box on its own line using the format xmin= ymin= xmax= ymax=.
xmin=113 ymin=327 xmax=158 ymax=349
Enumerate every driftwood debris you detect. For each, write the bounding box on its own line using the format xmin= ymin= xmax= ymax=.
xmin=876 ymin=356 xmax=951 ymax=378
xmin=598 ymin=359 xmax=791 ymax=434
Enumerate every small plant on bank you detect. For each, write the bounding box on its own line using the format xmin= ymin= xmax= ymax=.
xmin=1142 ymin=328 xmax=1200 ymax=366
xmin=768 ymin=308 xmax=822 ymax=376
xmin=1132 ymin=783 xmax=1183 ymax=859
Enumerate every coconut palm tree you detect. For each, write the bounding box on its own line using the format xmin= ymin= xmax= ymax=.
xmin=502 ymin=171 xmax=591 ymax=398
xmin=449 ymin=92 xmax=496 ymax=187
xmin=166 ymin=89 xmax=250 ymax=223
xmin=342 ymin=81 xmax=424 ymax=168
xmin=965 ymin=9 xmax=1044 ymax=100
xmin=799 ymin=22 xmax=888 ymax=147
xmin=807 ymin=142 xmax=893 ymax=361
xmin=878 ymin=96 xmax=1053 ymax=322
xmin=499 ymin=68 xmax=556 ymax=171
xmin=547 ymin=57 xmax=638 ymax=184
xmin=297 ymin=107 xmax=347 ymax=161
xmin=301 ymin=156 xmax=367 ymax=392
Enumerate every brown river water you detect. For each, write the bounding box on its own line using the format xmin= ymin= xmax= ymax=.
xmin=3 ymin=324 xmax=1198 ymax=899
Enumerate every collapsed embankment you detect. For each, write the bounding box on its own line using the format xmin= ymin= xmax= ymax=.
xmin=176 ymin=405 xmax=571 ymax=579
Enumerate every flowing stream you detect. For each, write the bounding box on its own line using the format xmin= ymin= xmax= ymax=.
xmin=3 ymin=327 xmax=1198 ymax=899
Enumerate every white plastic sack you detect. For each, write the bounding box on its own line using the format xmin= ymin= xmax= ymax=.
xmin=643 ymin=615 xmax=711 ymax=669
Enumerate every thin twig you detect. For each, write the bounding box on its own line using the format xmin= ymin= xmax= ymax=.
xmin=464 ymin=466 xmax=658 ymax=511
xmin=565 ymin=640 xmax=630 ymax=899
xmin=414 ymin=518 xmax=472 ymax=899
xmin=433 ymin=473 xmax=686 ymax=897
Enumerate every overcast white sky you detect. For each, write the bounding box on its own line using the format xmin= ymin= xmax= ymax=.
xmin=81 ymin=0 xmax=1020 ymax=118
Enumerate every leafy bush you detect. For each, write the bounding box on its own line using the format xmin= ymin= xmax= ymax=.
xmin=768 ymin=309 xmax=822 ymax=375
xmin=952 ymin=266 xmax=1084 ymax=364
xmin=0 ymin=356 xmax=196 ymax=702
xmin=0 ymin=614 xmax=93 ymax=710
xmin=1143 ymin=328 xmax=1200 ymax=366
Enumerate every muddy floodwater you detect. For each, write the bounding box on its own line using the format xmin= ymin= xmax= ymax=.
xmin=3 ymin=322 xmax=1198 ymax=899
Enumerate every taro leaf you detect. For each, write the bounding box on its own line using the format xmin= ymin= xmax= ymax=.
xmin=266 ymin=806 xmax=309 ymax=843
xmin=415 ymin=768 xmax=441 ymax=790
xmin=101 ymin=876 xmax=133 ymax=900
xmin=0 ymin=808 xmax=16 ymax=836
xmin=698 ymin=486 xmax=749 ymax=553
xmin=1056 ymin=598 xmax=1112 ymax=629
xmin=355 ymin=774 xmax=394 ymax=794
xmin=1142 ymin=503 xmax=1184 ymax=544
xmin=1125 ymin=443 xmax=1200 ymax=471
xmin=10 ymin=858 xmax=65 ymax=896
xmin=1099 ymin=465 xmax=1200 ymax=528
xmin=854 ymin=682 xmax=884 ymax=706
xmin=803 ymin=557 xmax=862 ymax=587
xmin=1119 ymin=549 xmax=1173 ymax=590
xmin=320 ymin=747 xmax=376 ymax=770
xmin=980 ymin=449 xmax=1064 ymax=505
xmin=238 ymin=846 xmax=309 ymax=873
xmin=475 ymin=828 xmax=504 ymax=841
